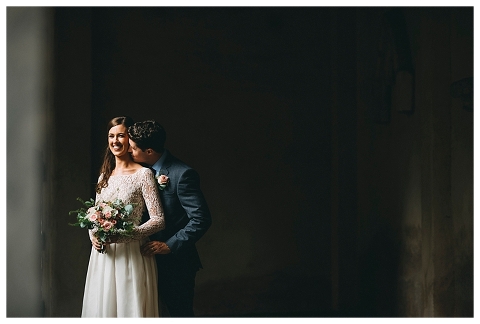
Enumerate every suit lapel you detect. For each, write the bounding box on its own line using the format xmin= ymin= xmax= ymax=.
xmin=159 ymin=151 xmax=172 ymax=176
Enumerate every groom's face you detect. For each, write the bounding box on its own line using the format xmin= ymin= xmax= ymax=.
xmin=128 ymin=139 xmax=149 ymax=164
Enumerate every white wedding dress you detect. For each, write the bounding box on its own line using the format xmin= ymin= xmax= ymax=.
xmin=81 ymin=168 xmax=165 ymax=317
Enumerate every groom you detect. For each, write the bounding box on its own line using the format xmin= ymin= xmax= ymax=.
xmin=127 ymin=120 xmax=212 ymax=317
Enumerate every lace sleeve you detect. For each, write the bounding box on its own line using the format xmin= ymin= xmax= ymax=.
xmin=117 ymin=168 xmax=165 ymax=243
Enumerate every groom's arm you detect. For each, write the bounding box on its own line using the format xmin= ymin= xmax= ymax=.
xmin=165 ymin=168 xmax=212 ymax=254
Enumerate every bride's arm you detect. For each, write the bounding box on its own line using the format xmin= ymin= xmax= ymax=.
xmin=116 ymin=169 xmax=165 ymax=243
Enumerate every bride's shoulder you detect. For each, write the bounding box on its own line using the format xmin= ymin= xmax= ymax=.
xmin=136 ymin=167 xmax=156 ymax=184
xmin=136 ymin=166 xmax=155 ymax=176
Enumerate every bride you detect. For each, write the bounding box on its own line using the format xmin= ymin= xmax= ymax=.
xmin=81 ymin=116 xmax=165 ymax=317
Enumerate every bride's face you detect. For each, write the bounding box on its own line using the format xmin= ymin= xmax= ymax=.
xmin=108 ymin=124 xmax=129 ymax=157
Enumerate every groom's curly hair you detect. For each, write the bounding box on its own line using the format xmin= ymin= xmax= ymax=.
xmin=128 ymin=120 xmax=166 ymax=153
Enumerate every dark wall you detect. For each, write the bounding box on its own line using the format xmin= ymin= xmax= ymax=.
xmin=53 ymin=7 xmax=334 ymax=316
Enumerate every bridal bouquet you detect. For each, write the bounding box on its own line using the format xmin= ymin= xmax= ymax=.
xmin=69 ymin=197 xmax=136 ymax=253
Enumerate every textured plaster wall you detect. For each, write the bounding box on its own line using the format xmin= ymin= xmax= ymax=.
xmin=7 ymin=7 xmax=51 ymax=317
xmin=355 ymin=7 xmax=473 ymax=316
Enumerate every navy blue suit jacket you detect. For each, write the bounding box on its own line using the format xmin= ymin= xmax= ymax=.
xmin=147 ymin=151 xmax=212 ymax=271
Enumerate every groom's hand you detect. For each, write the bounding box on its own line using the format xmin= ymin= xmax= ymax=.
xmin=141 ymin=241 xmax=171 ymax=256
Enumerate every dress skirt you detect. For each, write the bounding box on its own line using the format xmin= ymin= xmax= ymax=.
xmin=81 ymin=240 xmax=159 ymax=317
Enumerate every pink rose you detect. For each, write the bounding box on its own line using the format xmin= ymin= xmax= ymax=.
xmin=102 ymin=205 xmax=114 ymax=217
xmin=157 ymin=175 xmax=170 ymax=190
xmin=86 ymin=207 xmax=98 ymax=221
xmin=88 ymin=212 xmax=99 ymax=222
xmin=102 ymin=221 xmax=114 ymax=231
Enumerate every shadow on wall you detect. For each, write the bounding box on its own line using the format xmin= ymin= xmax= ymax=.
xmin=356 ymin=225 xmax=400 ymax=317
xmin=194 ymin=265 xmax=331 ymax=317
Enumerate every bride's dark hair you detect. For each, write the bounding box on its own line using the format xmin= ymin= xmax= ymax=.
xmin=95 ymin=116 xmax=135 ymax=194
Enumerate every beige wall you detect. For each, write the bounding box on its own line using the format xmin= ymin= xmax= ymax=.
xmin=7 ymin=7 xmax=53 ymax=317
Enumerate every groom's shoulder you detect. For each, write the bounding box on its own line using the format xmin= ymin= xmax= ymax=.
xmin=167 ymin=153 xmax=193 ymax=171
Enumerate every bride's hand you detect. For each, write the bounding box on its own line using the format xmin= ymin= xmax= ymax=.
xmin=91 ymin=235 xmax=103 ymax=251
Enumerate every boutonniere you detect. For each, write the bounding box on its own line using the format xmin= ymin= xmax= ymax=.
xmin=156 ymin=174 xmax=170 ymax=190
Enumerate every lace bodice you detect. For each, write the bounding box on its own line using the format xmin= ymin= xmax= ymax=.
xmin=92 ymin=167 xmax=165 ymax=243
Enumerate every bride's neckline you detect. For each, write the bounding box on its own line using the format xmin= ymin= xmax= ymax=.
xmin=111 ymin=167 xmax=145 ymax=177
